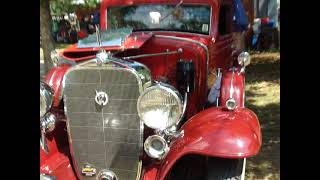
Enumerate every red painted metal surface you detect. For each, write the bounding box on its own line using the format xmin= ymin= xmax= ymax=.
xmin=45 ymin=64 xmax=72 ymax=107
xmin=220 ymin=68 xmax=245 ymax=108
xmin=40 ymin=121 xmax=76 ymax=179
xmin=40 ymin=152 xmax=76 ymax=180
xmin=40 ymin=0 xmax=261 ymax=179
xmin=115 ymin=32 xmax=210 ymax=118
xmin=143 ymin=166 xmax=159 ymax=180
xmin=155 ymin=107 xmax=261 ymax=179
xmin=209 ymin=34 xmax=234 ymax=70
xmin=60 ymin=30 xmax=215 ymax=118
xmin=61 ymin=33 xmax=153 ymax=62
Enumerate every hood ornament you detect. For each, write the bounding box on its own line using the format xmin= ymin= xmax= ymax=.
xmin=96 ymin=49 xmax=111 ymax=66
xmin=95 ymin=25 xmax=111 ymax=66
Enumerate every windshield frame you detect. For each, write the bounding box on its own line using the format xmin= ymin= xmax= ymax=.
xmin=105 ymin=3 xmax=213 ymax=36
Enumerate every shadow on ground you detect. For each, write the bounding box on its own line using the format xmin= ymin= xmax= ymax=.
xmin=245 ymin=52 xmax=280 ymax=180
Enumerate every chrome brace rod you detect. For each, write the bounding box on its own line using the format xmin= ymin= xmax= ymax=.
xmin=122 ymin=48 xmax=183 ymax=60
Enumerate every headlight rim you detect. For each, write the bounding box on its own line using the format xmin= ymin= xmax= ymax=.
xmin=137 ymin=83 xmax=184 ymax=130
xmin=40 ymin=82 xmax=54 ymax=118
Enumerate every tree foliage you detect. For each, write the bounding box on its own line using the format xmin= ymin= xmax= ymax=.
xmin=40 ymin=0 xmax=55 ymax=73
xmin=50 ymin=0 xmax=100 ymax=16
xmin=50 ymin=0 xmax=75 ymax=15
xmin=41 ymin=0 xmax=100 ymax=74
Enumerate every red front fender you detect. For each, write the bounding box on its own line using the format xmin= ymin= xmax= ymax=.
xmin=156 ymin=107 xmax=262 ymax=179
xmin=45 ymin=64 xmax=72 ymax=107
xmin=220 ymin=68 xmax=245 ymax=108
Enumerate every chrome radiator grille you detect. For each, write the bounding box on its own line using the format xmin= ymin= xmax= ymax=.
xmin=63 ymin=66 xmax=142 ymax=180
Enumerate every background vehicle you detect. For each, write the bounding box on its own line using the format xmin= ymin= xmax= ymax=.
xmin=40 ymin=0 xmax=262 ymax=179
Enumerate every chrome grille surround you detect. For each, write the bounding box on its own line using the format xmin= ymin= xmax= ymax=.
xmin=62 ymin=59 xmax=151 ymax=180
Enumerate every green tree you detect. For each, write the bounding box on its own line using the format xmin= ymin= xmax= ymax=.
xmin=40 ymin=0 xmax=55 ymax=74
xmin=41 ymin=0 xmax=100 ymax=74
xmin=50 ymin=0 xmax=76 ymax=16
xmin=83 ymin=0 xmax=100 ymax=9
xmin=50 ymin=0 xmax=100 ymax=15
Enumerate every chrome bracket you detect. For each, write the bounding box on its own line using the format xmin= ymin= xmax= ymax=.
xmin=40 ymin=129 xmax=49 ymax=154
xmin=229 ymin=67 xmax=235 ymax=100
xmin=122 ymin=48 xmax=183 ymax=60
xmin=225 ymin=67 xmax=237 ymax=110
xmin=155 ymin=127 xmax=184 ymax=144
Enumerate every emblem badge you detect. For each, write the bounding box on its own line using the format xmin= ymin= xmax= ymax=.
xmin=81 ymin=163 xmax=97 ymax=177
xmin=95 ymin=90 xmax=109 ymax=106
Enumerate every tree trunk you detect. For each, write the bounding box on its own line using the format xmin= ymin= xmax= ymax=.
xmin=40 ymin=0 xmax=55 ymax=74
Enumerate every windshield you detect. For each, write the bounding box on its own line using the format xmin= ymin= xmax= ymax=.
xmin=107 ymin=4 xmax=211 ymax=35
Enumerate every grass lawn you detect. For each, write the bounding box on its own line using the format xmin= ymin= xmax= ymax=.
xmin=245 ymin=52 xmax=280 ymax=180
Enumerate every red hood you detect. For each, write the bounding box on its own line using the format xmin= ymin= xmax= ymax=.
xmin=61 ymin=31 xmax=211 ymax=62
xmin=61 ymin=32 xmax=153 ymax=62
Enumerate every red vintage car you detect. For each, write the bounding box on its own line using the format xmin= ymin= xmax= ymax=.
xmin=40 ymin=0 xmax=262 ymax=179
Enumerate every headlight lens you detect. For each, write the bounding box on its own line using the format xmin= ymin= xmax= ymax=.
xmin=137 ymin=84 xmax=183 ymax=130
xmin=40 ymin=82 xmax=54 ymax=118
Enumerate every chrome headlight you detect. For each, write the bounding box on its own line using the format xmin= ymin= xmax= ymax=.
xmin=137 ymin=84 xmax=183 ymax=130
xmin=40 ymin=82 xmax=54 ymax=118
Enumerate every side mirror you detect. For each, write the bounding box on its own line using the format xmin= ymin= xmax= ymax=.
xmin=237 ymin=52 xmax=251 ymax=67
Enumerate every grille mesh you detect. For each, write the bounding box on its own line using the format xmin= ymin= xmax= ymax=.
xmin=64 ymin=67 xmax=142 ymax=180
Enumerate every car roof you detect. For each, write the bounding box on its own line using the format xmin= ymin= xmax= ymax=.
xmin=101 ymin=0 xmax=220 ymax=8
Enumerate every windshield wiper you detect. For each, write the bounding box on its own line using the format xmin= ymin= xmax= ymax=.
xmin=160 ymin=0 xmax=184 ymax=22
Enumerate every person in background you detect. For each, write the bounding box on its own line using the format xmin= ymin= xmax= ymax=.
xmin=242 ymin=0 xmax=254 ymax=50
xmin=232 ymin=0 xmax=249 ymax=51
xmin=80 ymin=17 xmax=87 ymax=32
xmin=69 ymin=25 xmax=78 ymax=43
xmin=87 ymin=14 xmax=95 ymax=34
xmin=69 ymin=13 xmax=77 ymax=29
xmin=59 ymin=15 xmax=71 ymax=43
xmin=90 ymin=13 xmax=94 ymax=21
xmin=92 ymin=10 xmax=100 ymax=26
xmin=93 ymin=12 xmax=100 ymax=26
xmin=52 ymin=17 xmax=59 ymax=42
xmin=251 ymin=18 xmax=261 ymax=50
xmin=78 ymin=17 xmax=88 ymax=39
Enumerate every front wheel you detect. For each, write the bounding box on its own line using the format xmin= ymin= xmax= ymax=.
xmin=205 ymin=158 xmax=246 ymax=180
